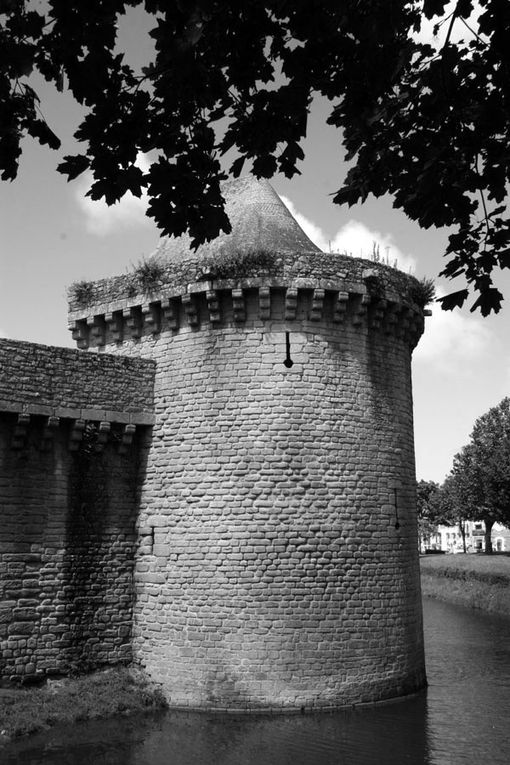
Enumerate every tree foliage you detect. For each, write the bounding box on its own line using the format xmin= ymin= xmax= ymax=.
xmin=416 ymin=479 xmax=439 ymax=546
xmin=434 ymin=473 xmax=472 ymax=551
xmin=2 ymin=1 xmax=510 ymax=313
xmin=417 ymin=478 xmax=438 ymax=530
xmin=450 ymin=397 xmax=510 ymax=552
xmin=416 ymin=477 xmax=463 ymax=547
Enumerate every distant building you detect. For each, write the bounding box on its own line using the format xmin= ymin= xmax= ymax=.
xmin=422 ymin=521 xmax=510 ymax=553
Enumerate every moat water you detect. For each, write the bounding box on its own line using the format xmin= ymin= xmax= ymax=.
xmin=4 ymin=598 xmax=510 ymax=764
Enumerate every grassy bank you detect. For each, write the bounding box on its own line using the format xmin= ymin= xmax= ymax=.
xmin=420 ymin=553 xmax=510 ymax=616
xmin=0 ymin=666 xmax=167 ymax=744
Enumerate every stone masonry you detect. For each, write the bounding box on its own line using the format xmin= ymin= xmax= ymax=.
xmin=0 ymin=340 xmax=155 ymax=682
xmin=65 ymin=177 xmax=428 ymax=709
xmin=1 ymin=177 xmax=428 ymax=707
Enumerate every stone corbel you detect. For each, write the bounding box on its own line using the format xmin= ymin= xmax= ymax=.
xmin=396 ymin=306 xmax=411 ymax=338
xmin=41 ymin=415 xmax=60 ymax=451
xmin=352 ymin=294 xmax=370 ymax=326
xmin=232 ymin=289 xmax=245 ymax=322
xmin=69 ymin=418 xmax=86 ymax=451
xmin=383 ymin=302 xmax=399 ymax=335
xmin=409 ymin=312 xmax=425 ymax=348
xmin=182 ymin=294 xmax=199 ymax=327
xmin=285 ymin=288 xmax=298 ymax=321
xmin=89 ymin=316 xmax=106 ymax=346
xmin=124 ymin=307 xmax=142 ymax=339
xmin=119 ymin=423 xmax=136 ymax=454
xmin=333 ymin=292 xmax=349 ymax=323
xmin=206 ymin=290 xmax=221 ymax=324
xmin=310 ymin=289 xmax=325 ymax=321
xmin=161 ymin=298 xmax=179 ymax=331
xmin=11 ymin=413 xmax=30 ymax=450
xmin=69 ymin=320 xmax=89 ymax=350
xmin=142 ymin=303 xmax=160 ymax=335
xmin=105 ymin=311 xmax=123 ymax=344
xmin=258 ymin=287 xmax=271 ymax=321
xmin=95 ymin=421 xmax=111 ymax=452
xmin=369 ymin=299 xmax=387 ymax=330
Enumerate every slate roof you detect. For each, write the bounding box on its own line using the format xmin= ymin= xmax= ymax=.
xmin=152 ymin=175 xmax=322 ymax=264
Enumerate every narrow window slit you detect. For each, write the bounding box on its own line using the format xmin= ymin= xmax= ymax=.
xmin=283 ymin=331 xmax=294 ymax=368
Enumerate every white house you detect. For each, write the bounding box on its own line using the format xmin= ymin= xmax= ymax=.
xmin=422 ymin=520 xmax=510 ymax=553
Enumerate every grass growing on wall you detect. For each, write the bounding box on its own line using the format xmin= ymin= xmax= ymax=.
xmin=69 ymin=280 xmax=96 ymax=308
xmin=407 ymin=277 xmax=436 ymax=308
xmin=131 ymin=258 xmax=166 ymax=296
xmin=200 ymin=248 xmax=277 ymax=279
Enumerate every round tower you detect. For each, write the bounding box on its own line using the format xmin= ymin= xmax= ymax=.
xmin=68 ymin=177 xmax=427 ymax=710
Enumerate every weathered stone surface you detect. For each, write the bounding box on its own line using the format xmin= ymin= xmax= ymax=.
xmin=0 ymin=421 xmax=142 ymax=683
xmin=0 ymin=178 xmax=426 ymax=709
xmin=102 ymin=282 xmax=426 ymax=709
xmin=0 ymin=338 xmax=155 ymax=422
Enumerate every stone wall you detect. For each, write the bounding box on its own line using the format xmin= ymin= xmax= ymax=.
xmin=0 ymin=338 xmax=155 ymax=423
xmin=67 ymin=251 xmax=427 ymax=334
xmin=0 ymin=340 xmax=155 ymax=684
xmin=92 ymin=284 xmax=426 ymax=710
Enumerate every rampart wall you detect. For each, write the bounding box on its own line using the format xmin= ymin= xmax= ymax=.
xmin=0 ymin=339 xmax=155 ymax=423
xmin=0 ymin=340 xmax=155 ymax=684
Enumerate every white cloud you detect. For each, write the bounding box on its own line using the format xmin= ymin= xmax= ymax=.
xmin=280 ymin=196 xmax=416 ymax=272
xmin=75 ymin=153 xmax=151 ymax=236
xmin=280 ymin=195 xmax=493 ymax=374
xmin=414 ymin=288 xmax=491 ymax=367
xmin=280 ymin=195 xmax=330 ymax=252
xmin=330 ymin=220 xmax=416 ymax=272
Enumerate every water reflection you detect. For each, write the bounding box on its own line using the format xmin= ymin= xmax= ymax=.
xmin=3 ymin=701 xmax=431 ymax=765
xmin=4 ymin=598 xmax=510 ymax=765
xmin=424 ymin=599 xmax=510 ymax=765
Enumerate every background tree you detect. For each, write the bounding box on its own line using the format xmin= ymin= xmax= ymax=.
xmin=416 ymin=479 xmax=441 ymax=549
xmin=435 ymin=473 xmax=469 ymax=552
xmin=416 ymin=477 xmax=465 ymax=551
xmin=452 ymin=398 xmax=510 ymax=553
xmin=2 ymin=1 xmax=510 ymax=313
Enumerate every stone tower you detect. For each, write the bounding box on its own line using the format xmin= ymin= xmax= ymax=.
xmin=68 ymin=177 xmax=427 ymax=710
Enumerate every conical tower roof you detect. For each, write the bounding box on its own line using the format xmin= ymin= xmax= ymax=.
xmin=153 ymin=176 xmax=322 ymax=264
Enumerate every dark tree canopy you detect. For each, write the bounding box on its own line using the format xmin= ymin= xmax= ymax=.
xmin=2 ymin=0 xmax=510 ymax=314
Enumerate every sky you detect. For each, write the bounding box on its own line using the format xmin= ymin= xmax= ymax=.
xmin=1 ymin=3 xmax=509 ymax=485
